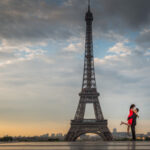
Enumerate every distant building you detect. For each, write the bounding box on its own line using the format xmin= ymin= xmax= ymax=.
xmin=112 ymin=128 xmax=129 ymax=139
xmin=147 ymin=132 xmax=150 ymax=137
xmin=79 ymin=134 xmax=89 ymax=140
xmin=56 ymin=133 xmax=63 ymax=137
xmin=136 ymin=134 xmax=146 ymax=140
xmin=40 ymin=133 xmax=49 ymax=138
xmin=113 ymin=128 xmax=117 ymax=133
xmin=50 ymin=133 xmax=55 ymax=138
xmin=112 ymin=128 xmax=149 ymax=140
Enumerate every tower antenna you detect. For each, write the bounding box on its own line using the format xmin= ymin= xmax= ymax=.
xmin=88 ymin=0 xmax=90 ymax=11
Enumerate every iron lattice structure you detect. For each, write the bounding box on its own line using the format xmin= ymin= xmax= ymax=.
xmin=65 ymin=1 xmax=113 ymax=141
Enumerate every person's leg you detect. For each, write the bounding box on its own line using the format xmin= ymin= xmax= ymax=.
xmin=120 ymin=121 xmax=129 ymax=126
xmin=131 ymin=125 xmax=136 ymax=141
xmin=127 ymin=125 xmax=130 ymax=135
xmin=120 ymin=121 xmax=130 ymax=135
xmin=134 ymin=126 xmax=136 ymax=140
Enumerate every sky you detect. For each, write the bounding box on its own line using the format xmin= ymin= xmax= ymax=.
xmin=0 ymin=0 xmax=150 ymax=136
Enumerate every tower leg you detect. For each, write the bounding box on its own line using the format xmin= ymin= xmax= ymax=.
xmin=65 ymin=120 xmax=113 ymax=141
xmin=74 ymin=101 xmax=86 ymax=120
xmin=93 ymin=100 xmax=104 ymax=120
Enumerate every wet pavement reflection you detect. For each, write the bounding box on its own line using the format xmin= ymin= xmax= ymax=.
xmin=0 ymin=141 xmax=149 ymax=150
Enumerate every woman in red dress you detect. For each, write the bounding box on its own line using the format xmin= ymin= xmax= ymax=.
xmin=120 ymin=104 xmax=135 ymax=134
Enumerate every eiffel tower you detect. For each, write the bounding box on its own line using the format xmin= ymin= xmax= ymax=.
xmin=65 ymin=0 xmax=113 ymax=141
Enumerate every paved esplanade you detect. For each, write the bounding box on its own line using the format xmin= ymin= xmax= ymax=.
xmin=0 ymin=142 xmax=149 ymax=150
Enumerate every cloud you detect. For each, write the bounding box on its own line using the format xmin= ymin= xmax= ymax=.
xmin=63 ymin=37 xmax=84 ymax=53
xmin=0 ymin=39 xmax=47 ymax=68
xmin=136 ymin=28 xmax=150 ymax=49
xmin=94 ymin=0 xmax=150 ymax=30
xmin=0 ymin=0 xmax=150 ymax=135
xmin=0 ymin=0 xmax=149 ymax=44
xmin=108 ymin=42 xmax=131 ymax=55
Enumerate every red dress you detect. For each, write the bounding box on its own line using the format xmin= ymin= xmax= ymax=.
xmin=128 ymin=109 xmax=133 ymax=125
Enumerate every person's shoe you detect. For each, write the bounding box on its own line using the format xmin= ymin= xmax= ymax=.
xmin=127 ymin=133 xmax=131 ymax=137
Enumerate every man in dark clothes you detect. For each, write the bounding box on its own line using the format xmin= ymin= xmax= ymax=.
xmin=128 ymin=108 xmax=139 ymax=141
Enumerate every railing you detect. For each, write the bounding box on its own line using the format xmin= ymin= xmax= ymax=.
xmin=82 ymin=119 xmax=97 ymax=122
xmin=71 ymin=119 xmax=107 ymax=124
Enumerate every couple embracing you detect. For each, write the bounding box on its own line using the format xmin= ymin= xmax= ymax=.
xmin=121 ymin=104 xmax=139 ymax=141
